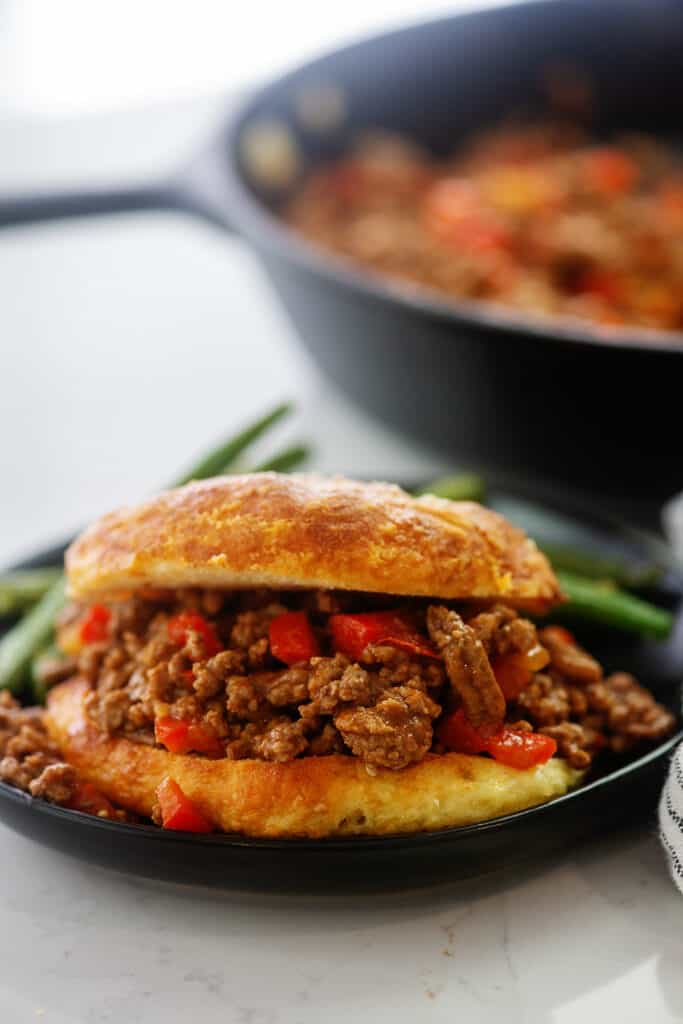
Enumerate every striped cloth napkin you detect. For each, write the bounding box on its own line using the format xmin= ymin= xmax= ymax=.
xmin=660 ymin=496 xmax=683 ymax=893
xmin=660 ymin=743 xmax=683 ymax=894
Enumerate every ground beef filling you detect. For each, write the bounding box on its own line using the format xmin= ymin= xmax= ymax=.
xmin=0 ymin=691 xmax=78 ymax=802
xmin=60 ymin=588 xmax=675 ymax=772
xmin=0 ymin=689 xmax=136 ymax=819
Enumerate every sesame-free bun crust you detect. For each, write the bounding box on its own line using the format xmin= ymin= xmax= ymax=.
xmin=66 ymin=473 xmax=560 ymax=611
xmin=47 ymin=679 xmax=579 ymax=838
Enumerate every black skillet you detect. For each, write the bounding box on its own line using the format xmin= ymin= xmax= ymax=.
xmin=0 ymin=487 xmax=680 ymax=894
xmin=1 ymin=0 xmax=683 ymax=505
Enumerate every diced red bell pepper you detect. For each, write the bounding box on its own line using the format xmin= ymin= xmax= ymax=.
xmin=486 ymin=729 xmax=557 ymax=770
xmin=438 ymin=708 xmax=556 ymax=769
xmin=436 ymin=707 xmax=494 ymax=754
xmin=329 ymin=611 xmax=439 ymax=661
xmin=493 ymin=643 xmax=550 ymax=700
xmin=582 ymin=148 xmax=638 ymax=195
xmin=577 ymin=269 xmax=624 ymax=306
xmin=80 ymin=604 xmax=112 ymax=645
xmin=423 ymin=179 xmax=511 ymax=253
xmin=269 ymin=611 xmax=320 ymax=665
xmin=67 ymin=781 xmax=116 ymax=818
xmin=167 ymin=611 xmax=222 ymax=657
xmin=155 ymin=716 xmax=225 ymax=758
xmin=156 ymin=777 xmax=213 ymax=833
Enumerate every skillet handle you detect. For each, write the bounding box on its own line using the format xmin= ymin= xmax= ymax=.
xmin=0 ymin=179 xmax=189 ymax=230
xmin=0 ymin=145 xmax=242 ymax=235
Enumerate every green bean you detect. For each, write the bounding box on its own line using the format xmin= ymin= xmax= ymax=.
xmin=251 ymin=443 xmax=311 ymax=474
xmin=555 ymin=570 xmax=673 ymax=639
xmin=0 ymin=578 xmax=66 ymax=694
xmin=416 ymin=473 xmax=486 ymax=503
xmin=0 ymin=569 xmax=63 ymax=617
xmin=539 ymin=542 xmax=662 ymax=589
xmin=173 ymin=401 xmax=293 ymax=486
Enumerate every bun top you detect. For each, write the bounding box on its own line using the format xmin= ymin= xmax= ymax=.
xmin=65 ymin=473 xmax=561 ymax=611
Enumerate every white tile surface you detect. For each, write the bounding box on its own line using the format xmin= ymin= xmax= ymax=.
xmin=1 ymin=99 xmax=682 ymax=1024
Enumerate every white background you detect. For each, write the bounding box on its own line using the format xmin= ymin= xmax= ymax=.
xmin=0 ymin=0 xmax=501 ymax=116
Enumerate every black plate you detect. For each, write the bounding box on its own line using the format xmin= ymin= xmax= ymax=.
xmin=1 ymin=489 xmax=681 ymax=894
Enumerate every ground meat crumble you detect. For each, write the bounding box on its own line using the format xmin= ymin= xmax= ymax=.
xmin=0 ymin=690 xmax=130 ymax=819
xmin=0 ymin=690 xmax=77 ymax=802
xmin=52 ymin=588 xmax=676 ymax=774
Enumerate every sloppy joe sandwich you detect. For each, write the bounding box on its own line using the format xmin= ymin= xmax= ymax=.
xmin=26 ymin=473 xmax=673 ymax=837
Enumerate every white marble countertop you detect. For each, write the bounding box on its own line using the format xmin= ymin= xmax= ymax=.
xmin=1 ymin=823 xmax=682 ymax=1024
xmin=1 ymin=98 xmax=681 ymax=1024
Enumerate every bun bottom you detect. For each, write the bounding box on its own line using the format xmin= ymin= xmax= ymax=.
xmin=46 ymin=679 xmax=581 ymax=838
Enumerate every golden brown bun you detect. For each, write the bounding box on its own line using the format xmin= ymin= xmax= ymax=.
xmin=46 ymin=679 xmax=580 ymax=838
xmin=65 ymin=473 xmax=560 ymax=611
